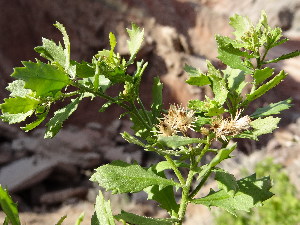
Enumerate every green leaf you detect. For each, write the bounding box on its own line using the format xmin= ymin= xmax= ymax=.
xmin=34 ymin=38 xmax=65 ymax=66
xmin=238 ymin=116 xmax=280 ymax=140
xmin=214 ymin=169 xmax=238 ymax=195
xmin=109 ymin=32 xmax=117 ymax=52
xmin=185 ymin=64 xmax=211 ymax=86
xmin=229 ymin=14 xmax=252 ymax=40
xmin=115 ymin=211 xmax=178 ymax=225
xmin=243 ymin=70 xmax=287 ymax=106
xmin=91 ymin=191 xmax=115 ymax=225
xmin=126 ymin=23 xmax=144 ymax=64
xmin=74 ymin=212 xmax=85 ymax=225
xmin=188 ymin=98 xmax=226 ymax=117
xmin=251 ymin=98 xmax=292 ymax=118
xmin=0 ymin=111 xmax=34 ymax=124
xmin=253 ymin=67 xmax=274 ymax=85
xmin=0 ymin=97 xmax=39 ymax=114
xmin=90 ymin=160 xmax=180 ymax=194
xmin=71 ymin=61 xmax=95 ymax=78
xmin=216 ymin=35 xmax=252 ymax=73
xmin=55 ymin=216 xmax=67 ymax=225
xmin=45 ymin=96 xmax=81 ymax=138
xmin=192 ymin=174 xmax=273 ymax=216
xmin=265 ymin=50 xmax=300 ymax=64
xmin=209 ymin=75 xmax=228 ymax=105
xmin=121 ymin=131 xmax=146 ymax=147
xmin=21 ymin=110 xmax=48 ymax=132
xmin=0 ymin=185 xmax=21 ymax=225
xmin=151 ymin=77 xmax=163 ymax=123
xmin=12 ymin=61 xmax=70 ymax=96
xmin=157 ymin=135 xmax=206 ymax=150
xmin=6 ymin=80 xmax=33 ymax=98
xmin=143 ymin=166 xmax=179 ymax=217
xmin=223 ymin=67 xmax=246 ymax=94
xmin=54 ymin=22 xmax=71 ymax=71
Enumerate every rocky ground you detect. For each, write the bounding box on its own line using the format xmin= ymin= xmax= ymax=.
xmin=0 ymin=0 xmax=300 ymax=224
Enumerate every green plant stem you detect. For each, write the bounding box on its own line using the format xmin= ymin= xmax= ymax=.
xmin=137 ymin=97 xmax=153 ymax=126
xmin=177 ymin=168 xmax=196 ymax=225
xmin=164 ymin=155 xmax=185 ymax=186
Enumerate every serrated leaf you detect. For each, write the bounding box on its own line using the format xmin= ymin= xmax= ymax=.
xmin=251 ymin=98 xmax=292 ymax=118
xmin=45 ymin=96 xmax=81 ymax=138
xmin=0 ymin=185 xmax=21 ymax=225
xmin=253 ymin=67 xmax=274 ymax=85
xmin=223 ymin=67 xmax=246 ymax=94
xmin=229 ymin=14 xmax=252 ymax=40
xmin=214 ymin=169 xmax=238 ymax=195
xmin=6 ymin=80 xmax=33 ymax=97
xmin=185 ymin=64 xmax=211 ymax=86
xmin=121 ymin=131 xmax=146 ymax=147
xmin=90 ymin=161 xmax=180 ymax=194
xmin=55 ymin=216 xmax=67 ymax=225
xmin=12 ymin=61 xmax=70 ymax=96
xmin=71 ymin=60 xmax=95 ymax=78
xmin=0 ymin=111 xmax=34 ymax=124
xmin=192 ymin=174 xmax=273 ymax=216
xmin=216 ymin=35 xmax=252 ymax=73
xmin=209 ymin=75 xmax=228 ymax=105
xmin=34 ymin=38 xmax=65 ymax=66
xmin=91 ymin=191 xmax=115 ymax=225
xmin=126 ymin=23 xmax=144 ymax=64
xmin=115 ymin=211 xmax=178 ymax=225
xmin=265 ymin=50 xmax=300 ymax=64
xmin=243 ymin=70 xmax=287 ymax=106
xmin=0 ymin=97 xmax=39 ymax=114
xmin=144 ymin=166 xmax=179 ymax=217
xmin=54 ymin=22 xmax=71 ymax=72
xmin=238 ymin=116 xmax=280 ymax=140
xmin=21 ymin=110 xmax=48 ymax=132
xmin=151 ymin=77 xmax=163 ymax=123
xmin=157 ymin=135 xmax=206 ymax=150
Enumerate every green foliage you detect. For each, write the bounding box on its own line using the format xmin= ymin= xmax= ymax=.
xmin=90 ymin=161 xmax=180 ymax=194
xmin=0 ymin=185 xmax=21 ymax=225
xmin=215 ymin=158 xmax=300 ymax=225
xmin=0 ymin=11 xmax=298 ymax=225
xmin=193 ymin=174 xmax=273 ymax=216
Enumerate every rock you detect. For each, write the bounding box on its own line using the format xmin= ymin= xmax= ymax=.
xmin=39 ymin=187 xmax=88 ymax=205
xmin=0 ymin=156 xmax=57 ymax=192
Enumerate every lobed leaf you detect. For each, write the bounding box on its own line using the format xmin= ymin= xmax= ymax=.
xmin=242 ymin=70 xmax=287 ymax=106
xmin=90 ymin=160 xmax=180 ymax=194
xmin=251 ymin=98 xmax=292 ymax=118
xmin=54 ymin=22 xmax=71 ymax=71
xmin=6 ymin=80 xmax=33 ymax=98
xmin=192 ymin=174 xmax=273 ymax=216
xmin=253 ymin=67 xmax=274 ymax=85
xmin=126 ymin=23 xmax=144 ymax=64
xmin=91 ymin=191 xmax=115 ymax=225
xmin=229 ymin=14 xmax=252 ymax=41
xmin=12 ymin=61 xmax=70 ymax=96
xmin=238 ymin=116 xmax=280 ymax=140
xmin=0 ymin=185 xmax=21 ymax=225
xmin=214 ymin=169 xmax=238 ymax=195
xmin=0 ymin=97 xmax=39 ymax=114
xmin=45 ymin=95 xmax=82 ymax=138
xmin=216 ymin=35 xmax=252 ymax=74
xmin=115 ymin=211 xmax=178 ymax=225
xmin=34 ymin=38 xmax=65 ymax=66
xmin=265 ymin=50 xmax=300 ymax=64
xmin=223 ymin=67 xmax=247 ymax=94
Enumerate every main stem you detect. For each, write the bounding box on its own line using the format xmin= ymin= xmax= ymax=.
xmin=176 ymin=167 xmax=196 ymax=224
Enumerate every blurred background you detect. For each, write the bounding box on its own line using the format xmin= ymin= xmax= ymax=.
xmin=0 ymin=0 xmax=300 ymax=224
